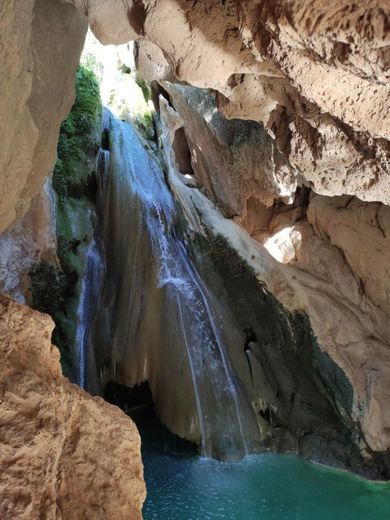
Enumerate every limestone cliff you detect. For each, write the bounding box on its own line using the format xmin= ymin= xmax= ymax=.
xmin=154 ymin=86 xmax=390 ymax=459
xmin=151 ymin=97 xmax=389 ymax=473
xmin=131 ymin=0 xmax=389 ymax=204
xmin=2 ymin=1 xmax=387 ymax=235
xmin=0 ymin=294 xmax=145 ymax=519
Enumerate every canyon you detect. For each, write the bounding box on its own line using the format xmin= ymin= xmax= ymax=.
xmin=0 ymin=0 xmax=389 ymax=518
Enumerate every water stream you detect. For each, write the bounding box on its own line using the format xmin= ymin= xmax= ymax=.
xmin=75 ymin=144 xmax=108 ymax=389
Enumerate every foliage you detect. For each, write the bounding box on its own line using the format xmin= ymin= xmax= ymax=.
xmin=134 ymin=108 xmax=155 ymax=140
xmin=135 ymin=71 xmax=151 ymax=103
xmin=80 ymin=51 xmax=103 ymax=80
xmin=34 ymin=65 xmax=102 ymax=378
xmin=120 ymin=64 xmax=132 ymax=74
xmin=53 ymin=65 xmax=101 ymax=202
xmin=30 ymin=263 xmax=68 ymax=316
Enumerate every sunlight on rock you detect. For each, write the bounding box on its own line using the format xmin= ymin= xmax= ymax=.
xmin=263 ymin=226 xmax=302 ymax=264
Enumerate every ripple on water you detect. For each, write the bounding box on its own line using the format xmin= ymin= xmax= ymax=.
xmin=143 ymin=452 xmax=390 ymax=520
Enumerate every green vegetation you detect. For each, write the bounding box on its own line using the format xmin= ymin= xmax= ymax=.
xmin=134 ymin=107 xmax=155 ymax=140
xmin=200 ymin=232 xmax=265 ymax=289
xmin=80 ymin=51 xmax=103 ymax=80
xmin=30 ymin=263 xmax=68 ymax=316
xmin=135 ymin=71 xmax=151 ymax=103
xmin=53 ymin=66 xmax=101 ymax=200
xmin=31 ymin=65 xmax=102 ymax=379
xmin=120 ymin=64 xmax=132 ymax=75
xmin=29 ymin=262 xmax=74 ymax=375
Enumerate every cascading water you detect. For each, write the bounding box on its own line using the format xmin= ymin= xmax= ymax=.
xmin=76 ymin=238 xmax=105 ymax=389
xmin=75 ymin=118 xmax=110 ymax=390
xmin=89 ymin=110 xmax=260 ymax=458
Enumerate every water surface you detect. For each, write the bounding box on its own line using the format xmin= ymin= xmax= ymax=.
xmin=143 ymin=450 xmax=390 ymax=520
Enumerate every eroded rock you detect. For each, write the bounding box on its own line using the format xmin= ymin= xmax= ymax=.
xmin=159 ymin=96 xmax=390 ymax=469
xmin=3 ymin=0 xmax=388 ymax=237
xmin=0 ymin=295 xmax=145 ymax=519
xmin=0 ymin=0 xmax=87 ymax=234
xmin=0 ymin=178 xmax=58 ymax=303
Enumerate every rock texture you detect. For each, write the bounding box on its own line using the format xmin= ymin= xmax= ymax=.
xmin=0 ymin=178 xmax=58 ymax=303
xmin=0 ymin=0 xmax=389 ymax=482
xmin=0 ymin=0 xmax=87 ymax=234
xmin=131 ymin=0 xmax=390 ymax=205
xmin=2 ymin=0 xmax=387 ymax=237
xmin=157 ymin=90 xmax=390 ymax=459
xmin=0 ymin=295 xmax=145 ymax=519
xmin=69 ymin=0 xmax=390 ymax=465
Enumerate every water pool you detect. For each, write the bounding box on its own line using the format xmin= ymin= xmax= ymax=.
xmin=143 ymin=450 xmax=390 ymax=520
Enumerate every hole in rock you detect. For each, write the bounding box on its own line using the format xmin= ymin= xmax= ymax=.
xmin=258 ymin=407 xmax=275 ymax=425
xmin=105 ymin=381 xmax=197 ymax=456
xmin=128 ymin=0 xmax=147 ymax=36
xmin=172 ymin=127 xmax=194 ymax=177
xmin=244 ymin=327 xmax=257 ymax=352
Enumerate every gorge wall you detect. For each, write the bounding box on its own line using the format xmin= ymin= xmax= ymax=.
xmin=3 ymin=1 xmax=388 ymax=233
xmin=0 ymin=295 xmax=145 ymax=519
xmin=0 ymin=0 xmax=389 ymax=511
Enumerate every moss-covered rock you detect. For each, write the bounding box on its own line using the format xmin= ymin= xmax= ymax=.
xmin=53 ymin=65 xmax=101 ymax=200
xmin=31 ymin=65 xmax=102 ymax=379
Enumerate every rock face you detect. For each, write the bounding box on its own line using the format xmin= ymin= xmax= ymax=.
xmin=0 ymin=178 xmax=58 ymax=303
xmin=157 ymin=97 xmax=390 ymax=474
xmin=2 ymin=1 xmax=387 ymax=236
xmin=156 ymin=88 xmax=390 ymax=458
xmin=0 ymin=295 xmax=145 ymax=519
xmin=0 ymin=0 xmax=87 ymax=234
xmin=132 ymin=0 xmax=389 ymax=204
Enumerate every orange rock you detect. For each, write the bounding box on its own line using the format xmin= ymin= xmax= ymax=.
xmin=0 ymin=295 xmax=146 ymax=520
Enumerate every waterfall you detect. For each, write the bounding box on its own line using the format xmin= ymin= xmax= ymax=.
xmin=76 ymin=239 xmax=105 ymax=388
xmin=75 ymin=127 xmax=109 ymax=389
xmin=89 ymin=111 xmax=260 ymax=458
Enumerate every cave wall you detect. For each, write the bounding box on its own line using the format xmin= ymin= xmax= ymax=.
xmin=0 ymin=178 xmax=58 ymax=303
xmin=158 ymin=97 xmax=390 ymax=472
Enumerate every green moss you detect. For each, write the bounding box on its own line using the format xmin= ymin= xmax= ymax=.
xmin=30 ymin=263 xmax=68 ymax=316
xmin=135 ymin=71 xmax=151 ymax=103
xmin=134 ymin=109 xmax=155 ymax=140
xmin=120 ymin=64 xmax=132 ymax=74
xmin=53 ymin=65 xmax=101 ymax=203
xmin=29 ymin=262 xmax=76 ymax=379
xmin=30 ymin=65 xmax=102 ymax=379
xmin=204 ymin=234 xmax=257 ymax=281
